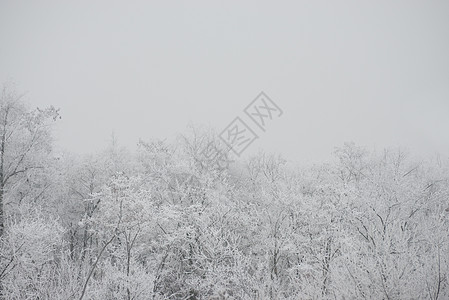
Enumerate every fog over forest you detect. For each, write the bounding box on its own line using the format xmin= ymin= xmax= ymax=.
xmin=1 ymin=1 xmax=449 ymax=299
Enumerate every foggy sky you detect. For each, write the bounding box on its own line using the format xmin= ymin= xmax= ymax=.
xmin=1 ymin=1 xmax=448 ymax=163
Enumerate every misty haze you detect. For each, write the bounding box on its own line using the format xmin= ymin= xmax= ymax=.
xmin=0 ymin=1 xmax=449 ymax=299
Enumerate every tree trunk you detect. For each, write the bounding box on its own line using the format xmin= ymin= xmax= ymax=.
xmin=0 ymin=186 xmax=4 ymax=238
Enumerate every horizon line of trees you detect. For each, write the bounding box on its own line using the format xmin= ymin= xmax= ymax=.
xmin=0 ymin=84 xmax=448 ymax=299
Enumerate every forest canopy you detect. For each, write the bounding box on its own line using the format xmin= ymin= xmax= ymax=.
xmin=0 ymin=86 xmax=448 ymax=299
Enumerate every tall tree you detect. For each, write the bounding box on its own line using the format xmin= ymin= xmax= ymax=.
xmin=0 ymin=84 xmax=59 ymax=237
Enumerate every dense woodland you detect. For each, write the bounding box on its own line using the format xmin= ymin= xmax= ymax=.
xmin=1 ymin=86 xmax=448 ymax=299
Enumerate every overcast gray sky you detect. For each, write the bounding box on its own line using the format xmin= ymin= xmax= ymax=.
xmin=1 ymin=1 xmax=448 ymax=163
